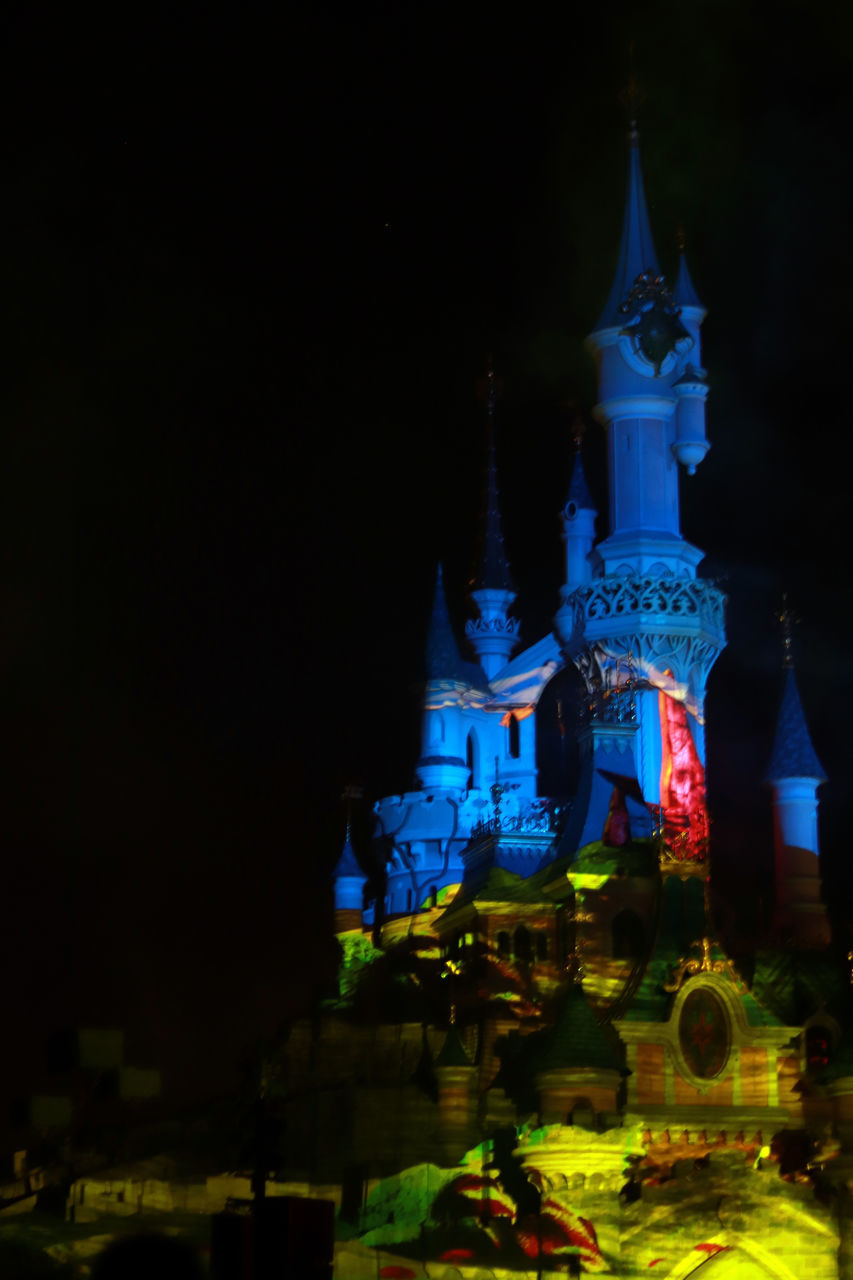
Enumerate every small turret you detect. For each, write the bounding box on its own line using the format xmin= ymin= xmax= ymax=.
xmin=333 ymin=824 xmax=367 ymax=933
xmin=535 ymin=982 xmax=624 ymax=1125
xmin=766 ymin=609 xmax=828 ymax=948
xmin=560 ymin=435 xmax=598 ymax=594
xmin=466 ymin=366 xmax=521 ymax=681
xmin=671 ymin=242 xmax=710 ymax=474
xmin=671 ymin=363 xmax=710 ymax=476
xmin=416 ymin=565 xmax=483 ymax=791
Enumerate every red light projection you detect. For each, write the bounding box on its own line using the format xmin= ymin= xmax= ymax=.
xmin=658 ymin=689 xmax=708 ymax=859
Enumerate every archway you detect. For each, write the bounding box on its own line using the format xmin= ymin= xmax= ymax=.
xmin=466 ymin=729 xmax=479 ymax=789
xmin=535 ymin=663 xmax=584 ymax=799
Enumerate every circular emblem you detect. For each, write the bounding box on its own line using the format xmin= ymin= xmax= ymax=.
xmin=678 ymin=987 xmax=730 ymax=1079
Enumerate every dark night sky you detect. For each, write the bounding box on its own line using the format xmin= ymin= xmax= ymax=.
xmin=2 ymin=5 xmax=853 ymax=1105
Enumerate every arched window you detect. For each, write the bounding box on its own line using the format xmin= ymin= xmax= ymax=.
xmin=514 ymin=925 xmax=532 ymax=964
xmin=535 ymin=664 xmax=584 ymax=800
xmin=612 ymin=909 xmax=645 ymax=961
xmin=497 ymin=931 xmax=511 ymax=959
xmin=508 ymin=713 xmax=520 ymax=760
xmin=569 ymin=1097 xmax=596 ymax=1127
xmin=466 ymin=730 xmax=477 ymax=789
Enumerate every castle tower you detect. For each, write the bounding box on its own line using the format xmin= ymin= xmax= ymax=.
xmin=766 ymin=643 xmax=829 ymax=948
xmin=560 ymin=439 xmax=598 ymax=594
xmin=465 ymin=366 xmax=521 ymax=680
xmin=560 ymin=123 xmax=725 ymax=849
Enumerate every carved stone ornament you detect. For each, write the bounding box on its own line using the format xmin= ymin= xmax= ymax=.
xmin=572 ymin=576 xmax=725 ymax=630
xmin=677 ymin=985 xmax=731 ymax=1079
xmin=663 ymin=936 xmax=744 ymax=994
xmin=619 ymin=270 xmax=691 ymax=375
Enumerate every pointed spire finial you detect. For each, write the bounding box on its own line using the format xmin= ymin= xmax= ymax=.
xmin=341 ymin=783 xmax=364 ymax=831
xmin=776 ymin=593 xmax=799 ymax=669
xmin=673 ymin=225 xmax=704 ymax=311
xmin=334 ymin=791 xmax=365 ymax=885
xmin=471 ymin=359 xmax=513 ymax=593
xmin=619 ymin=45 xmax=645 ymax=134
xmin=593 ymin=93 xmax=660 ymax=332
xmin=564 ymin=414 xmax=596 ymax=514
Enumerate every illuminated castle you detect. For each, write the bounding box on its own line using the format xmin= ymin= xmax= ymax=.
xmin=281 ymin=127 xmax=852 ymax=1280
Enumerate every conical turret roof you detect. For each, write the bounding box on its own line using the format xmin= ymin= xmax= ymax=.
xmin=435 ymin=1024 xmax=473 ymax=1067
xmin=333 ymin=826 xmax=364 ymax=881
xmin=425 ymin=565 xmax=471 ymax=682
xmin=766 ymin=667 xmax=825 ymax=783
xmin=673 ymin=249 xmax=704 ymax=311
xmin=565 ymin=446 xmax=596 ymax=512
xmin=333 ymin=829 xmax=361 ymax=880
xmin=538 ymin=983 xmax=624 ymax=1074
xmin=594 ymin=125 xmax=660 ymax=332
xmin=425 ymin=565 xmax=488 ymax=687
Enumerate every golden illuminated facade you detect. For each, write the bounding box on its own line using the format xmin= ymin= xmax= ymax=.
xmin=282 ymin=129 xmax=851 ymax=1279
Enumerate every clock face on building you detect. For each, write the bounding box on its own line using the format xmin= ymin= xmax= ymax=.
xmin=678 ymin=987 xmax=730 ymax=1079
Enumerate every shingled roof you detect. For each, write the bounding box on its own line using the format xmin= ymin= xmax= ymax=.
xmin=766 ymin=668 xmax=825 ymax=782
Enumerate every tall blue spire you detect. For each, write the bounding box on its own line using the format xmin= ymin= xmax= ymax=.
xmin=472 ymin=366 xmax=513 ymax=593
xmin=466 ymin=364 xmax=520 ymax=681
xmin=594 ymin=124 xmax=660 ymax=332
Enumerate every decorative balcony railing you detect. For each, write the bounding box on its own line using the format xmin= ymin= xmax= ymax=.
xmin=567 ymin=575 xmax=725 ymax=632
xmin=471 ymin=798 xmax=568 ymax=840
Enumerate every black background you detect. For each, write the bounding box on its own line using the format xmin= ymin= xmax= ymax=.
xmin=2 ymin=4 xmax=852 ymax=1104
